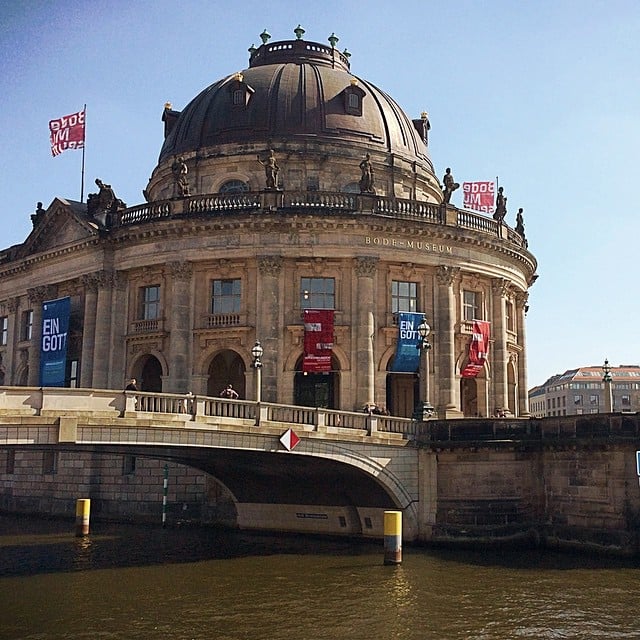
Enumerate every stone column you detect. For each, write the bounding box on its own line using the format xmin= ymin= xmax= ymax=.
xmin=92 ymin=271 xmax=114 ymax=389
xmin=80 ymin=274 xmax=99 ymax=388
xmin=27 ymin=285 xmax=55 ymax=386
xmin=256 ymin=256 xmax=283 ymax=402
xmin=167 ymin=261 xmax=193 ymax=393
xmin=435 ymin=266 xmax=460 ymax=415
xmin=354 ymin=257 xmax=377 ymax=409
xmin=515 ymin=290 xmax=530 ymax=416
xmin=491 ymin=278 xmax=509 ymax=413
xmin=107 ymin=271 xmax=128 ymax=390
xmin=4 ymin=297 xmax=18 ymax=384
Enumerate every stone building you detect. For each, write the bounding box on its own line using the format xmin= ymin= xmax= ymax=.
xmin=529 ymin=364 xmax=640 ymax=417
xmin=0 ymin=31 xmax=537 ymax=420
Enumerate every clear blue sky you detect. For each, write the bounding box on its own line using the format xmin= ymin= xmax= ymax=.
xmin=2 ymin=0 xmax=639 ymax=388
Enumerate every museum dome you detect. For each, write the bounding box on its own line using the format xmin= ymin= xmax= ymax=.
xmin=147 ymin=31 xmax=439 ymax=202
xmin=159 ymin=35 xmax=431 ymax=165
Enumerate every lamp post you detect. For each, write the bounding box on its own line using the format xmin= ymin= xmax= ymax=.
xmin=602 ymin=358 xmax=613 ymax=413
xmin=416 ymin=318 xmax=434 ymax=420
xmin=252 ymin=341 xmax=264 ymax=403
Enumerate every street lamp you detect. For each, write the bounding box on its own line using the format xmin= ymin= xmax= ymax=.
xmin=415 ymin=318 xmax=434 ymax=420
xmin=602 ymin=358 xmax=613 ymax=413
xmin=252 ymin=341 xmax=264 ymax=403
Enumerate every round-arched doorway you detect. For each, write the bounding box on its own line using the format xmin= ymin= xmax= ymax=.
xmin=207 ymin=350 xmax=246 ymax=399
xmin=135 ymin=354 xmax=163 ymax=392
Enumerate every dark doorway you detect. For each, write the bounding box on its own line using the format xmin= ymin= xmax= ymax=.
xmin=294 ymin=356 xmax=339 ymax=409
xmin=139 ymin=355 xmax=163 ymax=392
xmin=207 ymin=350 xmax=246 ymax=399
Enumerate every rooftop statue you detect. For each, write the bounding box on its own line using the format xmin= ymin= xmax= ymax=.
xmin=257 ymin=149 xmax=280 ymax=190
xmin=493 ymin=186 xmax=507 ymax=223
xmin=87 ymin=178 xmax=126 ymax=225
xmin=516 ymin=207 xmax=528 ymax=248
xmin=359 ymin=153 xmax=375 ymax=194
xmin=171 ymin=156 xmax=190 ymax=197
xmin=442 ymin=167 xmax=459 ymax=204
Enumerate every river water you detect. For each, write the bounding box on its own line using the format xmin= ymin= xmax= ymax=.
xmin=1 ymin=515 xmax=639 ymax=640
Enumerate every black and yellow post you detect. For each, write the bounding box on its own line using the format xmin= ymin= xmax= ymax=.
xmin=75 ymin=498 xmax=90 ymax=536
xmin=383 ymin=510 xmax=402 ymax=565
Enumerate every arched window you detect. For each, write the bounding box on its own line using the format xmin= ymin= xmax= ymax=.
xmin=219 ymin=180 xmax=249 ymax=194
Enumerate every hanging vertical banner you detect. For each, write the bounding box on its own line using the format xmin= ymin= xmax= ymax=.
xmin=462 ymin=181 xmax=495 ymax=214
xmin=461 ymin=320 xmax=490 ymax=378
xmin=303 ymin=309 xmax=334 ymax=373
xmin=39 ymin=296 xmax=71 ymax=387
xmin=392 ymin=312 xmax=423 ymax=372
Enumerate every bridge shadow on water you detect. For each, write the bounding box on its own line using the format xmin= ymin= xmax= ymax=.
xmin=1 ymin=514 xmax=637 ymax=578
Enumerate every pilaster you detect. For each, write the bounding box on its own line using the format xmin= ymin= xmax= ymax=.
xmin=515 ymin=290 xmax=530 ymax=416
xmin=354 ymin=256 xmax=377 ymax=408
xmin=167 ymin=261 xmax=193 ymax=393
xmin=256 ymin=255 xmax=283 ymax=402
xmin=80 ymin=275 xmax=99 ymax=388
xmin=491 ymin=278 xmax=509 ymax=413
xmin=435 ymin=265 xmax=461 ymax=416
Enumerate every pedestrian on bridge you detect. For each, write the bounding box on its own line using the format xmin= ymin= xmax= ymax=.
xmin=220 ymin=384 xmax=239 ymax=399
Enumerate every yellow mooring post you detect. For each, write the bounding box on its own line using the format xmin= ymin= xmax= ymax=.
xmin=75 ymin=498 xmax=91 ymax=536
xmin=383 ymin=510 xmax=402 ymax=565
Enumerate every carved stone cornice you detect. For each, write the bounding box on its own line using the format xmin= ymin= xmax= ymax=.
xmin=436 ymin=265 xmax=460 ymax=286
xmin=258 ymin=255 xmax=283 ymax=277
xmin=168 ymin=260 xmax=193 ymax=281
xmin=354 ymin=256 xmax=378 ymax=278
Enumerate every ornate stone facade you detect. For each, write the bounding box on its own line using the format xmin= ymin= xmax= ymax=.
xmin=0 ymin=33 xmax=536 ymax=418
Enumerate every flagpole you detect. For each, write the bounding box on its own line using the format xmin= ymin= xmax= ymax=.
xmin=80 ymin=104 xmax=86 ymax=202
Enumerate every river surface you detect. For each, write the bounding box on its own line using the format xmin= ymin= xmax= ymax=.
xmin=1 ymin=515 xmax=639 ymax=640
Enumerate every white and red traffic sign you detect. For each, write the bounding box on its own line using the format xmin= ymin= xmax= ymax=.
xmin=280 ymin=429 xmax=300 ymax=451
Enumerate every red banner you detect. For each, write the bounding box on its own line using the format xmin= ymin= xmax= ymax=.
xmin=303 ymin=309 xmax=334 ymax=373
xmin=461 ymin=320 xmax=490 ymax=378
xmin=49 ymin=109 xmax=85 ymax=157
xmin=462 ymin=181 xmax=495 ymax=214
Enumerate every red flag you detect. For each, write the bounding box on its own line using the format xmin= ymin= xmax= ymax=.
xmin=461 ymin=320 xmax=490 ymax=378
xmin=49 ymin=109 xmax=85 ymax=157
xmin=303 ymin=309 xmax=334 ymax=373
xmin=462 ymin=181 xmax=495 ymax=214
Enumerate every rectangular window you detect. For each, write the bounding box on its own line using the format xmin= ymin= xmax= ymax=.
xmin=622 ymin=395 xmax=631 ymax=406
xmin=23 ymin=310 xmax=33 ymax=341
xmin=212 ymin=279 xmax=241 ymax=314
xmin=123 ymin=455 xmax=136 ymax=475
xmin=0 ymin=316 xmax=7 ymax=345
xmin=67 ymin=359 xmax=79 ymax=388
xmin=463 ymin=290 xmax=481 ymax=321
xmin=43 ymin=451 xmax=57 ymax=474
xmin=301 ymin=277 xmax=335 ymax=309
xmin=391 ymin=281 xmax=417 ymax=314
xmin=574 ymin=394 xmax=582 ymax=405
xmin=141 ymin=285 xmax=161 ymax=320
xmin=590 ymin=394 xmax=599 ymax=405
xmin=5 ymin=450 xmax=15 ymax=474
xmin=505 ymin=300 xmax=515 ymax=332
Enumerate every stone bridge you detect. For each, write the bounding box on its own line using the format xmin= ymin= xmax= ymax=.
xmin=2 ymin=387 xmax=640 ymax=552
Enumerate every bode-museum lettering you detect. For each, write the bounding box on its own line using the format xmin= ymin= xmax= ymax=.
xmin=365 ymin=236 xmax=453 ymax=254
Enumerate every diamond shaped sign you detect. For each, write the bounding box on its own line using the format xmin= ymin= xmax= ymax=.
xmin=280 ymin=428 xmax=300 ymax=451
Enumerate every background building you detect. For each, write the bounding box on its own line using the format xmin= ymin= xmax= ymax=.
xmin=528 ymin=364 xmax=640 ymax=417
xmin=0 ymin=32 xmax=536 ymax=420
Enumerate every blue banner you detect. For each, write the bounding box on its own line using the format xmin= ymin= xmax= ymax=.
xmin=392 ymin=312 xmax=423 ymax=372
xmin=39 ymin=296 xmax=71 ymax=387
